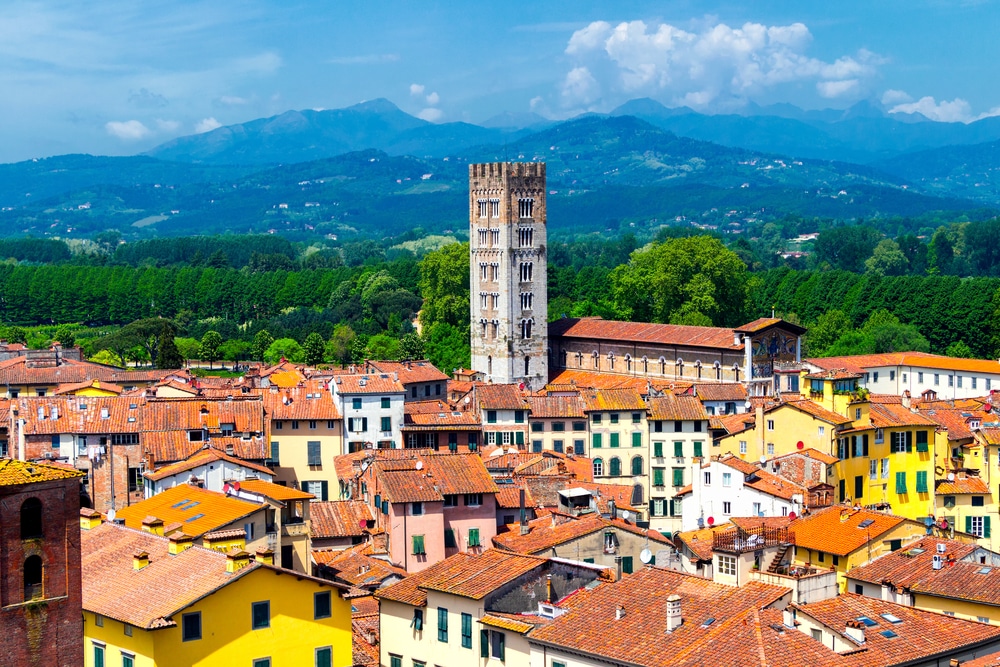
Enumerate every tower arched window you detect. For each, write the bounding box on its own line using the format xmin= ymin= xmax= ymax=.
xmin=695 ymin=360 xmax=703 ymax=379
xmin=676 ymin=359 xmax=684 ymax=377
xmin=733 ymin=363 xmax=741 ymax=382
xmin=608 ymin=353 xmax=615 ymax=371
xmin=593 ymin=458 xmax=604 ymax=477
xmin=561 ymin=350 xmax=568 ymax=367
xmin=714 ymin=361 xmax=722 ymax=381
xmin=631 ymin=456 xmax=643 ymax=476
xmin=659 ymin=357 xmax=667 ymax=375
xmin=625 ymin=354 xmax=632 ymax=373
xmin=642 ymin=356 xmax=648 ymax=374
xmin=21 ymin=498 xmax=42 ymax=539
xmin=609 ymin=457 xmax=621 ymax=476
xmin=577 ymin=352 xmax=584 ymax=368
xmin=593 ymin=352 xmax=599 ymax=370
xmin=23 ymin=555 xmax=42 ymax=601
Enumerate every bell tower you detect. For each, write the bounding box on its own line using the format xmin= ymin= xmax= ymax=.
xmin=469 ymin=162 xmax=548 ymax=388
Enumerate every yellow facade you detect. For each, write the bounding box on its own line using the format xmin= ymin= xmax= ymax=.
xmin=84 ymin=565 xmax=352 ymax=667
xmin=715 ymin=403 xmax=839 ymax=463
xmin=909 ymin=593 xmax=1000 ymax=625
xmin=269 ymin=419 xmax=343 ymax=500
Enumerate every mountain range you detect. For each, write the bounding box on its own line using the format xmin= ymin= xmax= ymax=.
xmin=1 ymin=98 xmax=999 ymax=242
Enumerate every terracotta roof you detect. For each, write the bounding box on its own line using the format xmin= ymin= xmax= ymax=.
xmin=366 ymin=360 xmax=449 ymax=384
xmin=527 ymin=395 xmax=584 ymax=419
xmin=143 ymin=446 xmax=274 ymax=482
xmin=712 ymin=412 xmax=755 ymax=436
xmin=791 ymin=505 xmax=907 ymax=556
xmin=734 ymin=317 xmax=805 ymax=335
xmin=0 ymin=458 xmax=84 ymax=486
xmin=237 ymin=478 xmax=315 ymax=501
xmin=935 ymin=474 xmax=991 ymax=495
xmin=141 ymin=431 xmax=267 ymax=465
xmin=962 ymin=651 xmax=1000 ymax=667
xmin=141 ymin=396 xmax=265 ymax=432
xmin=333 ymin=374 xmax=405 ymax=395
xmin=314 ymin=544 xmax=406 ymax=588
xmin=716 ymin=455 xmax=806 ymax=501
xmin=263 ymin=382 xmax=341 ymax=420
xmin=692 ymin=383 xmax=747 ymax=402
xmin=53 ymin=378 xmax=124 ymax=395
xmin=14 ymin=396 xmax=143 ymax=435
xmin=580 ymin=388 xmax=646 ymax=412
xmin=493 ymin=512 xmax=670 ymax=554
xmin=528 ymin=567 xmax=794 ymax=667
xmin=115 ymin=484 xmax=265 ymax=538
xmin=792 ymin=593 xmax=1000 ymax=666
xmin=549 ymin=317 xmax=742 ymax=350
xmin=675 ymin=523 xmax=732 ymax=561
xmin=544 ymin=369 xmax=676 ymax=393
xmin=772 ymin=448 xmax=839 ymax=466
xmin=311 ymin=501 xmax=375 ymax=538
xmin=352 ymin=602 xmax=380 ymax=667
xmin=919 ymin=407 xmax=989 ymax=442
xmin=375 ymin=453 xmax=499 ymax=503
xmin=782 ymin=399 xmax=853 ymax=425
xmin=403 ymin=400 xmax=480 ymax=429
xmin=809 ymin=351 xmax=1000 ymax=376
xmin=868 ymin=402 xmax=939 ymax=429
xmin=646 ymin=394 xmax=708 ymax=421
xmin=475 ymin=383 xmax=529 ymax=410
xmin=804 ymin=369 xmax=864 ymax=380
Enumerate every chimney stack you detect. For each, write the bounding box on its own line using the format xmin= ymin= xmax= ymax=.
xmin=226 ymin=549 xmax=252 ymax=573
xmin=844 ymin=620 xmax=866 ymax=644
xmin=666 ymin=595 xmax=682 ymax=632
xmin=616 ymin=605 xmax=626 ymax=621
xmin=80 ymin=508 xmax=103 ymax=530
xmin=141 ymin=516 xmax=164 ymax=536
xmin=133 ymin=550 xmax=150 ymax=571
xmin=254 ymin=548 xmax=274 ymax=566
xmin=168 ymin=533 xmax=194 ymax=555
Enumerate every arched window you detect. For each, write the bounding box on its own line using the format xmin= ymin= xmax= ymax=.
xmin=609 ymin=457 xmax=621 ymax=476
xmin=631 ymin=456 xmax=643 ymax=476
xmin=695 ymin=360 xmax=703 ymax=379
xmin=659 ymin=357 xmax=667 ymax=375
xmin=577 ymin=352 xmax=584 ymax=368
xmin=23 ymin=555 xmax=42 ymax=601
xmin=733 ymin=363 xmax=741 ymax=382
xmin=714 ymin=361 xmax=722 ymax=381
xmin=642 ymin=356 xmax=648 ymax=374
xmin=608 ymin=353 xmax=615 ymax=371
xmin=487 ymin=356 xmax=493 ymax=375
xmin=676 ymin=358 xmax=684 ymax=377
xmin=624 ymin=354 xmax=632 ymax=373
xmin=593 ymin=352 xmax=599 ymax=370
xmin=21 ymin=498 xmax=42 ymax=539
xmin=593 ymin=458 xmax=604 ymax=477
xmin=561 ymin=350 xmax=568 ymax=367
xmin=631 ymin=483 xmax=644 ymax=506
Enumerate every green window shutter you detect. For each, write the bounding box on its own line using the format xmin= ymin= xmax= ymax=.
xmin=468 ymin=528 xmax=480 ymax=547
xmin=610 ymin=433 xmax=620 ymax=448
xmin=916 ymin=471 xmax=928 ymax=493
xmin=381 ymin=416 xmax=391 ymax=431
xmin=462 ymin=613 xmax=473 ymax=648
xmin=895 ymin=472 xmax=906 ymax=495
xmin=498 ymin=632 xmax=505 ymax=661
xmin=967 ymin=516 xmax=973 ymax=534
xmin=320 ymin=480 xmax=329 ymax=501
xmin=862 ymin=434 xmax=869 ymax=457
xmin=672 ymin=468 xmax=684 ymax=487
xmin=270 ymin=440 xmax=280 ymax=464
xmin=654 ymin=468 xmax=664 ymax=486
xmin=438 ymin=607 xmax=448 ymax=643
xmin=654 ymin=442 xmax=663 ymax=457
xmin=693 ymin=441 xmax=703 ymax=458
xmin=413 ymin=535 xmax=425 ymax=555
xmin=316 ymin=648 xmax=332 ymax=667
xmin=985 ymin=516 xmax=992 ymax=538
xmin=622 ymin=556 xmax=633 ymax=574
xmin=444 ymin=529 xmax=456 ymax=548
xmin=632 ymin=432 xmax=642 ymax=447
xmin=674 ymin=441 xmax=683 ymax=458
xmin=592 ymin=433 xmax=602 ymax=448
xmin=307 ymin=440 xmax=321 ymax=466
xmin=515 ymin=431 xmax=524 ymax=445
xmin=609 ymin=458 xmax=621 ymax=476
xmin=481 ymin=630 xmax=489 ymax=658
xmin=905 ymin=431 xmax=913 ymax=453
xmin=916 ymin=430 xmax=929 ymax=452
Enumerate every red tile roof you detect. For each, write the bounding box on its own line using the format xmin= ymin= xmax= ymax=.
xmin=365 ymin=360 xmax=448 ymax=384
xmin=374 ymin=453 xmax=499 ymax=503
xmin=527 ymin=395 xmax=584 ymax=419
xmin=783 ymin=399 xmax=853 ymax=425
xmin=580 ymin=388 xmax=646 ymax=412
xmin=0 ymin=458 xmax=84 ymax=486
xmin=647 ymin=394 xmax=708 ymax=421
xmin=144 ymin=446 xmax=274 ymax=482
xmin=868 ymin=402 xmax=939 ymax=429
xmin=263 ymin=382 xmax=341 ymax=420
xmin=692 ymin=383 xmax=747 ymax=402
xmin=810 ymin=351 xmax=1000 ymax=376
xmin=115 ymin=484 xmax=265 ymax=538
xmin=314 ymin=544 xmax=407 ymax=588
xmin=492 ymin=512 xmax=670 ymax=554
xmin=550 ymin=317 xmax=742 ymax=350
xmin=237 ymin=478 xmax=314 ymax=501
xmin=311 ymin=501 xmax=375 ymax=539
xmin=475 ymin=383 xmax=529 ymax=410
xmin=333 ymin=373 xmax=405 ymax=395
xmin=935 ymin=473 xmax=990 ymax=494
xmin=790 ymin=505 xmax=909 ymax=556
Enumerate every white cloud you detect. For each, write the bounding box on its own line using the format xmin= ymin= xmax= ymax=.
xmin=195 ymin=117 xmax=222 ymax=133
xmin=558 ymin=19 xmax=881 ymax=110
xmin=881 ymin=89 xmax=912 ymax=106
xmin=425 ymin=91 xmax=440 ymax=105
xmin=219 ymin=95 xmax=249 ymax=105
xmin=105 ymin=120 xmax=151 ymax=140
xmin=417 ymin=107 xmax=443 ymax=122
xmin=155 ymin=118 xmax=180 ymax=132
xmin=409 ymin=83 xmax=425 ymax=96
xmin=529 ymin=96 xmax=544 ymax=111
xmin=889 ymin=96 xmax=972 ymax=122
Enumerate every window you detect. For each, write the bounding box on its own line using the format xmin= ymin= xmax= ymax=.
xmin=718 ymin=555 xmax=737 ymax=576
xmin=315 ymin=647 xmax=332 ymax=667
xmin=693 ymin=441 xmax=703 ymax=458
xmin=674 ymin=441 xmax=683 ymax=458
xmin=391 ymin=655 xmax=403 ymax=667
xmin=609 ymin=457 xmax=621 ymax=476
xmin=593 ymin=458 xmax=603 ymax=477
xmin=438 ymin=607 xmax=449 ymax=642
xmin=573 ymin=421 xmax=586 ymax=431
xmin=574 ymin=439 xmax=584 ymax=455
xmin=674 ymin=421 xmax=683 ymax=433
xmin=653 ymin=468 xmax=665 ymax=486
xmin=672 ymin=468 xmax=684 ymax=487
xmin=464 ymin=493 xmax=482 ymax=507
xmin=592 ymin=413 xmax=602 ymax=424
xmin=182 ymin=612 xmax=202 ymax=641
xmin=411 ymin=502 xmax=424 ymax=516
xmin=23 ymin=555 xmax=42 ymax=601
xmin=275 ymin=420 xmax=283 ymax=430
xmin=767 ymin=443 xmax=774 ymax=455
xmin=462 ymin=612 xmax=473 ymax=648
xmin=551 ymin=421 xmax=565 ymax=432
xmin=869 ymin=459 xmax=877 ymax=481
xmin=314 ymin=591 xmax=332 ymax=619
xmin=252 ymin=601 xmax=270 ymax=629
xmin=703 ymin=471 xmax=711 ymax=485
xmin=253 ymin=660 xmax=271 ymax=667
xmin=21 ymin=497 xmax=42 ymax=539
xmin=553 ymin=439 xmax=564 ymax=453
xmin=93 ymin=643 xmax=105 ymax=667
xmin=413 ymin=535 xmax=426 ymax=555
xmin=483 ymin=629 xmax=506 ymax=661
xmin=916 ymin=471 xmax=928 ymax=494
xmin=269 ymin=441 xmax=280 ymax=465
xmin=722 ymin=472 xmax=732 ymax=487
xmin=412 ymin=609 xmax=424 ymax=631
xmin=380 ymin=417 xmax=391 ymax=432
xmin=381 ymin=397 xmax=391 ymax=409
xmin=895 ymin=471 xmax=907 ymax=495
xmin=592 ymin=433 xmax=602 ymax=448
xmin=122 ymin=653 xmax=135 ymax=667
xmin=881 ymin=458 xmax=890 ymax=479
xmin=973 ymin=496 xmax=986 ymax=507
xmin=654 ymin=441 xmax=664 ymax=458
xmin=767 ymin=420 xmax=775 ymax=431
xmin=487 ymin=410 xmax=497 ymax=424
xmin=307 ymin=440 xmax=322 ymax=466
xmin=631 ymin=456 xmax=643 ymax=475
xmin=740 ymin=440 xmax=747 ymax=455
xmin=531 ymin=422 xmax=544 ymax=432
xmin=610 ymin=433 xmax=620 ymax=448
xmin=468 ymin=528 xmax=481 ymax=547
xmin=968 ymin=516 xmax=989 ymax=538
xmin=723 ymin=501 xmax=731 ymax=515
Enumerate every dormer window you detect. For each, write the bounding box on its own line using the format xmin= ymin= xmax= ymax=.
xmin=189 ymin=430 xmax=204 ymax=442
xmin=220 ymin=423 xmax=234 ymax=437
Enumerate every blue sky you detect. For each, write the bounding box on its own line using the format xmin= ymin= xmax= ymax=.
xmin=1 ymin=0 xmax=998 ymax=162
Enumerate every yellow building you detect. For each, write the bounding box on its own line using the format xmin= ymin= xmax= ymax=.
xmin=800 ymin=369 xmax=864 ymax=417
xmin=788 ymin=504 xmax=934 ymax=590
xmin=581 ymin=388 xmax=650 ymax=514
xmin=846 ymin=536 xmax=1000 ymax=625
xmin=264 ymin=382 xmax=343 ymax=499
xmin=714 ymin=399 xmax=847 ymax=463
xmin=82 ymin=518 xmax=352 ymax=667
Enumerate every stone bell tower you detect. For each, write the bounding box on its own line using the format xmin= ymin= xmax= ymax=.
xmin=469 ymin=162 xmax=548 ymax=388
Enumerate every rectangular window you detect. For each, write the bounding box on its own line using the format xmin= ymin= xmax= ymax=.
xmin=693 ymin=441 xmax=703 ymax=458
xmin=881 ymin=458 xmax=890 ymax=479
xmin=674 ymin=441 xmax=683 ymax=458
xmin=381 ymin=397 xmax=390 ymax=409
xmin=610 ymin=433 xmax=620 ymax=448
xmin=444 ymin=529 xmax=457 ymax=548
xmin=531 ymin=422 xmax=544 ymax=432
xmin=722 ymin=472 xmax=732 ymax=487
xmin=413 ymin=535 xmax=426 ymax=555
xmin=610 ymin=413 xmax=619 ymax=424
xmin=703 ymin=472 xmax=711 ymax=485
xmin=767 ymin=420 xmax=775 ymax=431
xmin=916 ymin=471 xmax=928 ymax=493
xmin=314 ymin=591 xmax=332 ymax=620
xmin=291 ymin=420 xmax=300 ymax=430
xmin=723 ymin=501 xmax=731 ymax=515
xmin=122 ymin=654 xmax=135 ymax=667
xmin=740 ymin=440 xmax=747 ymax=455
xmin=514 ymin=410 xmax=525 ymax=424
xmin=654 ymin=441 xmax=663 ymax=457
xmin=869 ymin=459 xmax=877 ymax=481
xmin=182 ymin=612 xmax=201 ymax=641
xmin=352 ymin=398 xmax=362 ymax=409
xmin=468 ymin=528 xmax=481 ymax=547
xmin=672 ymin=468 xmax=684 ymax=487
xmin=462 ymin=613 xmax=473 ymax=648
xmin=464 ymin=493 xmax=482 ymax=507
xmin=573 ymin=439 xmax=585 ymax=455
xmin=653 ymin=468 xmax=665 ymax=486
xmin=553 ymin=439 xmax=564 ymax=453
xmin=391 ymin=655 xmax=403 ymax=667
xmin=487 ymin=410 xmax=497 ymax=424
xmin=269 ymin=440 xmax=280 ymax=465
xmin=592 ymin=433 xmax=602 ymax=448
xmin=718 ymin=555 xmax=737 ymax=576
xmin=438 ymin=607 xmax=449 ymax=643
xmin=895 ymin=471 xmax=907 ymax=495
xmin=674 ymin=421 xmax=683 ymax=433
xmin=315 ymin=647 xmax=332 ymax=667
xmin=532 ymin=440 xmax=543 ymax=453
xmin=552 ymin=421 xmax=565 ymax=432
xmin=253 ymin=660 xmax=270 ymax=667
xmin=252 ymin=601 xmax=270 ymax=630
xmin=916 ymin=430 xmax=928 ymax=452
xmin=93 ymin=644 xmax=105 ymax=667
xmin=411 ymin=502 xmax=424 ymax=516
xmin=592 ymin=413 xmax=602 ymax=424
xmin=973 ymin=495 xmax=986 ymax=507
xmin=307 ymin=441 xmax=321 ymax=466
xmin=572 ymin=421 xmax=586 ymax=431
xmin=632 ymin=432 xmax=642 ymax=447
xmin=381 ymin=416 xmax=391 ymax=432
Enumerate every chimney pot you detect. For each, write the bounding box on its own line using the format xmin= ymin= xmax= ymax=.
xmin=666 ymin=594 xmax=682 ymax=632
xmin=616 ymin=605 xmax=626 ymax=621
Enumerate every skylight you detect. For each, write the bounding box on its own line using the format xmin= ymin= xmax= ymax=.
xmin=858 ymin=519 xmax=875 ymax=528
xmin=171 ymin=499 xmax=191 ymax=508
xmin=185 ymin=513 xmax=205 ymax=522
xmin=856 ymin=616 xmax=878 ymax=627
xmin=908 ymin=548 xmax=925 ymax=555
xmin=880 ymin=613 xmax=902 ymax=624
xmin=980 ymin=567 xmax=993 ymax=575
xmin=880 ymin=630 xmax=898 ymax=639
xmin=701 ymin=617 xmax=716 ymax=628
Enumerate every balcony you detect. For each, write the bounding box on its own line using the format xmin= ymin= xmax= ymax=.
xmin=282 ymin=521 xmax=309 ymax=537
xmin=751 ymin=566 xmax=838 ymax=604
xmin=713 ymin=526 xmax=790 ymax=554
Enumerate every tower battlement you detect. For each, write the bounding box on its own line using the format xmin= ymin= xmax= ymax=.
xmin=469 ymin=161 xmax=546 ymax=180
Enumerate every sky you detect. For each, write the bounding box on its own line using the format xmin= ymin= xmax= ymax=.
xmin=1 ymin=0 xmax=999 ymax=163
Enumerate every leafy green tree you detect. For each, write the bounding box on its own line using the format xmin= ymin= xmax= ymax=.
xmin=805 ymin=310 xmax=852 ymax=357
xmin=0 ymin=325 xmax=27 ymax=344
xmin=422 ymin=322 xmax=470 ymax=373
xmin=825 ymin=309 xmax=930 ymax=356
xmin=609 ymin=235 xmax=748 ymax=326
xmin=864 ymin=240 xmax=908 ymax=276
xmin=54 ymin=325 xmax=76 ymax=348
xmin=418 ymin=242 xmax=470 ymax=328
xmin=928 ymin=228 xmax=955 ymax=274
xmin=303 ymin=332 xmax=326 ymax=366
xmin=264 ymin=338 xmax=304 ymax=364
xmin=218 ymin=339 xmax=250 ymax=362
xmin=156 ymin=331 xmax=185 ymax=369
xmin=89 ymin=349 xmax=124 ymax=366
xmin=251 ymin=330 xmax=274 ymax=361
xmin=398 ymin=332 xmax=425 ymax=361
xmin=814 ymin=226 xmax=881 ymax=272
xmin=896 ymin=235 xmax=928 ymax=275
xmin=199 ymin=331 xmax=223 ymax=369
xmin=206 ymin=250 xmax=230 ymax=269
xmin=347 ymin=335 xmax=368 ymax=366
xmin=365 ymin=333 xmax=400 ymax=361
xmin=945 ymin=341 xmax=975 ymax=359
xmin=175 ymin=337 xmax=201 ymax=361
xmin=326 ymin=324 xmax=357 ymax=367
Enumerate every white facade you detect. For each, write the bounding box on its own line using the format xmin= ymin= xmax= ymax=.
xmin=330 ymin=382 xmax=405 ymax=454
xmin=144 ymin=459 xmax=273 ymax=498
xmin=680 ymin=459 xmax=803 ymax=531
xmin=805 ymin=357 xmax=1000 ymax=400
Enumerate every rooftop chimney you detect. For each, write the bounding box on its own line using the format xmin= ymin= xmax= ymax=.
xmin=844 ymin=620 xmax=866 ymax=644
xmin=167 ymin=533 xmax=194 ymax=555
xmin=782 ymin=607 xmax=796 ymax=628
xmin=254 ymin=548 xmax=274 ymax=566
xmin=226 ymin=549 xmax=252 ymax=573
xmin=141 ymin=516 xmax=164 ymax=536
xmin=519 ymin=488 xmax=530 ymax=535
xmin=133 ymin=550 xmax=150 ymax=571
xmin=666 ymin=595 xmax=682 ymax=632
xmin=616 ymin=605 xmax=626 ymax=621
xmin=80 ymin=508 xmax=103 ymax=530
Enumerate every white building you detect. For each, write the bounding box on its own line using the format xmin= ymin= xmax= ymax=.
xmin=330 ymin=373 xmax=405 ymax=453
xmin=143 ymin=445 xmax=274 ymax=497
xmin=679 ymin=454 xmax=805 ymax=531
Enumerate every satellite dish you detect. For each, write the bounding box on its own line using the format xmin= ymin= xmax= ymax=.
xmin=759 ymin=456 xmax=767 ymax=465
xmin=744 ymin=400 xmax=752 ymax=409
xmin=621 ymin=511 xmax=631 ymax=521
xmin=707 ymin=516 xmax=715 ymax=526
xmin=359 ymin=519 xmax=368 ymax=529
xmin=107 ymin=508 xmax=116 ymax=522
xmin=490 ymin=448 xmax=504 ymax=458
xmin=464 ymin=396 xmax=470 ymax=404
xmin=415 ymin=460 xmax=424 ymax=470
xmin=947 ymin=472 xmax=955 ymax=481
xmin=639 ymin=548 xmax=653 ymax=564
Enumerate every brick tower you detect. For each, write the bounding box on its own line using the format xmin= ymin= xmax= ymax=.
xmin=469 ymin=162 xmax=548 ymax=389
xmin=0 ymin=459 xmax=85 ymax=667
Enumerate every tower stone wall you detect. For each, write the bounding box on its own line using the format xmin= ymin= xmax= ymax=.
xmin=469 ymin=162 xmax=548 ymax=388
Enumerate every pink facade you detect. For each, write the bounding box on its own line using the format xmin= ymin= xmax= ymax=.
xmin=386 ymin=496 xmax=498 ymax=572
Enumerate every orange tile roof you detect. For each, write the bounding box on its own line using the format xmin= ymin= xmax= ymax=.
xmin=140 ymin=431 xmax=267 ymax=465
xmin=772 ymin=447 xmax=839 ymax=466
xmin=675 ymin=523 xmax=732 ymax=561
xmin=792 ymin=593 xmax=1000 ymax=666
xmin=782 ymin=399 xmax=853 ymax=425
xmin=493 ymin=512 xmax=670 ymax=554
xmin=646 ymin=394 xmax=708 ymax=421
xmin=919 ymin=406 xmax=989 ymax=441
xmin=403 ymin=400 xmax=480 ymax=429
xmin=475 ymin=383 xmax=530 ymax=410
xmin=691 ymin=382 xmax=747 ymax=402
xmin=374 ymin=452 xmax=499 ymax=503
xmin=0 ymin=458 xmax=84 ymax=486
xmin=810 ymin=351 xmax=1000 ymax=376
xmin=549 ymin=317 xmax=742 ymax=350
xmin=716 ymin=454 xmax=806 ymax=501
xmin=263 ymin=382 xmax=341 ymax=420
xmin=365 ymin=360 xmax=448 ymax=384
xmin=142 ymin=396 xmax=265 ymax=432
xmin=935 ymin=474 xmax=990 ymax=494
xmin=962 ymin=652 xmax=1000 ymax=667
xmin=867 ymin=402 xmax=939 ymax=429
xmin=237 ymin=478 xmax=314 ymax=501
xmin=734 ymin=317 xmax=805 ymax=335
xmin=333 ymin=373 xmax=405 ymax=395
xmin=53 ymin=378 xmax=125 ymax=395
xmin=580 ymin=388 xmax=646 ymax=412
xmin=790 ymin=505 xmax=908 ymax=556
xmin=115 ymin=484 xmax=265 ymax=538
xmin=353 ymin=604 xmax=380 ymax=667
xmin=544 ymin=369 xmax=672 ymax=393
xmin=712 ymin=412 xmax=755 ymax=435
xmin=527 ymin=395 xmax=584 ymax=419
xmin=314 ymin=544 xmax=407 ymax=588
xmin=14 ymin=396 xmax=143 ymax=435
xmin=311 ymin=501 xmax=375 ymax=538
xmin=144 ymin=445 xmax=274 ymax=482
xmin=804 ymin=369 xmax=864 ymax=380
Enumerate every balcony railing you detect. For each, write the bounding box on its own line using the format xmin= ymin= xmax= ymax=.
xmin=282 ymin=522 xmax=309 ymax=537
xmin=713 ymin=526 xmax=790 ymax=554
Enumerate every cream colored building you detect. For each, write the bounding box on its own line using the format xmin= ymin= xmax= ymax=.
xmin=265 ymin=382 xmax=343 ymax=498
